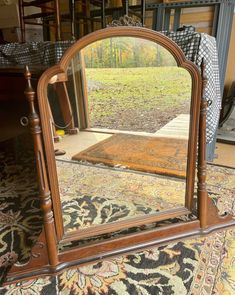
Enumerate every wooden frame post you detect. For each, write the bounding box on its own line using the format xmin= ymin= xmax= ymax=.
xmin=197 ymin=74 xmax=209 ymax=228
xmin=24 ymin=66 xmax=59 ymax=266
xmin=197 ymin=64 xmax=234 ymax=229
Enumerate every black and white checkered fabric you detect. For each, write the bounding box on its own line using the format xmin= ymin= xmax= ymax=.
xmin=0 ymin=41 xmax=74 ymax=66
xmin=165 ymin=26 xmax=201 ymax=64
xmin=196 ymin=34 xmax=221 ymax=143
xmin=164 ymin=26 xmax=221 ymax=143
xmin=0 ymin=27 xmax=220 ymax=143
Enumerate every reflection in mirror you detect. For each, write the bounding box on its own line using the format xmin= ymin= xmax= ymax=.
xmin=47 ymin=36 xmax=192 ymax=235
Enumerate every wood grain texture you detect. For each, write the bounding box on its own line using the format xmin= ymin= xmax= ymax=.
xmin=24 ymin=67 xmax=59 ymax=265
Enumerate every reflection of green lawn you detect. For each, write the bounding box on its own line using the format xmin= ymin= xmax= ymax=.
xmin=85 ymin=67 xmax=191 ymax=131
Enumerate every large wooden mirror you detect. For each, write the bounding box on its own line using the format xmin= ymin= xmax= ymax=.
xmin=7 ymin=26 xmax=235 ymax=283
xmin=37 ymin=27 xmax=201 ymax=245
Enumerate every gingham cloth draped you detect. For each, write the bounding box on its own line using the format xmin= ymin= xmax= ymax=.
xmin=166 ymin=26 xmax=221 ymax=144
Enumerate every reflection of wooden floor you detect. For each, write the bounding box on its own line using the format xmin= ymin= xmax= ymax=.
xmin=155 ymin=114 xmax=189 ymax=139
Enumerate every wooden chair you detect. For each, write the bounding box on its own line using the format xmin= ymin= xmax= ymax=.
xmin=18 ymin=0 xmax=61 ymax=42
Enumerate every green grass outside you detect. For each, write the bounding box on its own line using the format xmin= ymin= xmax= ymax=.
xmin=85 ymin=67 xmax=192 ymax=128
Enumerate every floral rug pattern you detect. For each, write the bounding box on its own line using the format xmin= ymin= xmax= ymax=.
xmin=1 ymin=229 xmax=235 ymax=294
xmin=0 ymin=139 xmax=42 ymax=284
xmin=58 ymin=160 xmax=235 ymax=232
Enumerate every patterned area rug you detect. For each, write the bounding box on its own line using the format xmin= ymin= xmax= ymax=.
xmin=0 ymin=138 xmax=42 ymax=285
xmin=58 ymin=159 xmax=186 ymax=207
xmin=1 ymin=229 xmax=235 ymax=294
xmin=72 ymin=134 xmax=188 ymax=178
xmin=1 ymin=134 xmax=235 ymax=293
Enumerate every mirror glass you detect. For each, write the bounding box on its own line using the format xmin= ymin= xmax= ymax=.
xmin=47 ymin=36 xmax=192 ymax=235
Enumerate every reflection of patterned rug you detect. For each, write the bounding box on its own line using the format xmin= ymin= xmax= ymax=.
xmin=58 ymin=159 xmax=186 ymax=209
xmin=63 ymin=195 xmax=158 ymax=232
xmin=58 ymin=160 xmax=235 ymax=233
xmin=72 ymin=134 xmax=188 ymax=178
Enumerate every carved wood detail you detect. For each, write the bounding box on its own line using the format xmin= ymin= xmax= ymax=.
xmin=7 ymin=230 xmax=49 ymax=283
xmin=107 ymin=15 xmax=143 ymax=27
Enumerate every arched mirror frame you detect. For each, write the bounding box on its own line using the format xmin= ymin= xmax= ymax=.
xmin=37 ymin=27 xmax=202 ymax=243
xmin=7 ymin=27 xmax=235 ymax=283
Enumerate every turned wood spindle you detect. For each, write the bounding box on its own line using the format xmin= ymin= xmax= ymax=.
xmin=197 ymin=62 xmax=209 ymax=228
xmin=24 ymin=66 xmax=59 ymax=266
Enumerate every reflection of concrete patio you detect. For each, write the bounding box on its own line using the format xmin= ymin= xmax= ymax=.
xmin=155 ymin=114 xmax=190 ymax=139
xmin=55 ymin=131 xmax=111 ymax=160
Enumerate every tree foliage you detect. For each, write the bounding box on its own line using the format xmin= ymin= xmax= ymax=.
xmin=83 ymin=37 xmax=177 ymax=68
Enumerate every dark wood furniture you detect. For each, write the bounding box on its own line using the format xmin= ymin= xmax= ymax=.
xmin=6 ymin=26 xmax=235 ymax=283
xmin=0 ymin=65 xmax=45 ymax=100
xmin=0 ymin=66 xmax=46 ymax=142
xmin=0 ymin=66 xmax=75 ymax=142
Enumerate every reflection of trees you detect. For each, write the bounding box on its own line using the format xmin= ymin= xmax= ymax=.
xmin=83 ymin=37 xmax=176 ymax=68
